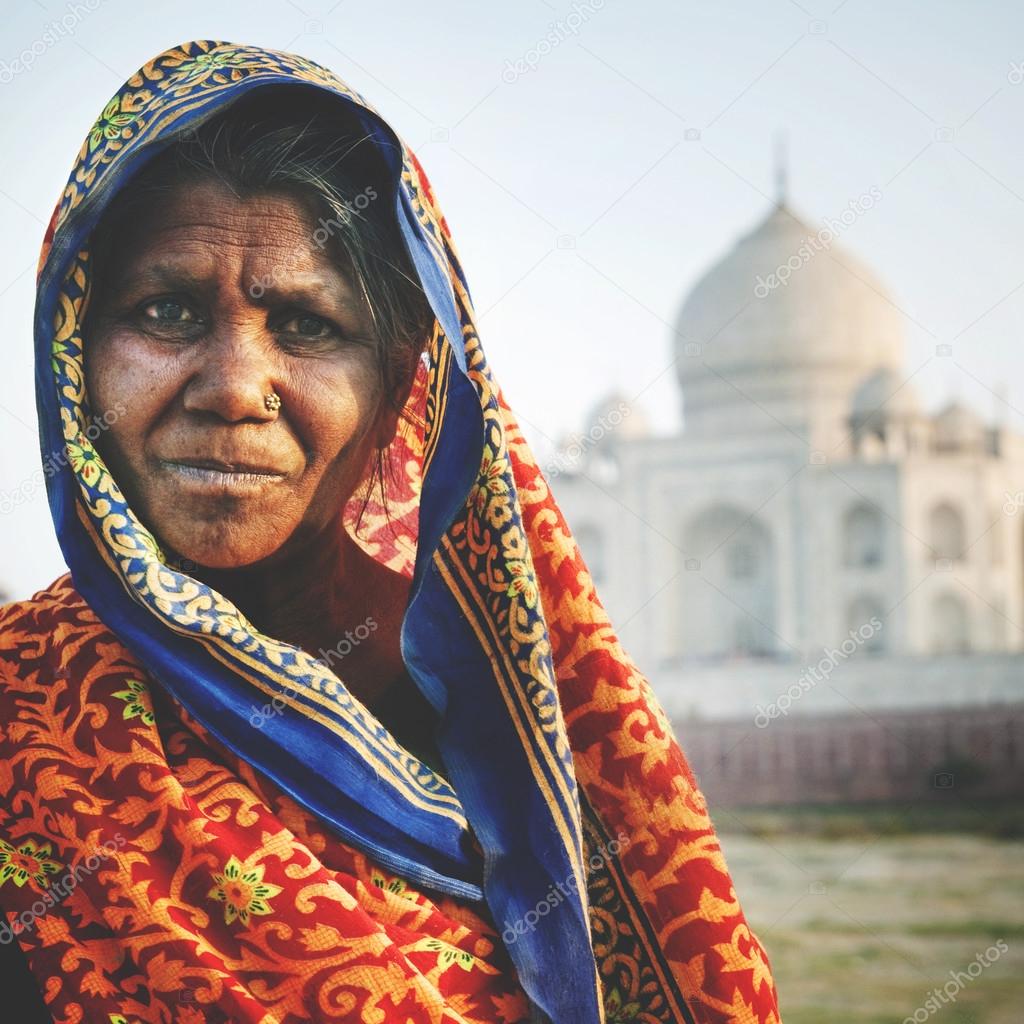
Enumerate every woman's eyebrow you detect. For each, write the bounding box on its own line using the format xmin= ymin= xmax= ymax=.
xmin=109 ymin=262 xmax=361 ymax=311
xmin=111 ymin=261 xmax=213 ymax=293
xmin=254 ymin=275 xmax=362 ymax=313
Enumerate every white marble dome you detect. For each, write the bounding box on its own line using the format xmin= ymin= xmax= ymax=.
xmin=675 ymin=201 xmax=906 ymax=446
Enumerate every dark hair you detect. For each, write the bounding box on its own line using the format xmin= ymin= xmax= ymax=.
xmin=86 ymin=86 xmax=435 ymax=532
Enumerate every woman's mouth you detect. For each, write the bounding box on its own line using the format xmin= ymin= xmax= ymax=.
xmin=158 ymin=458 xmax=287 ymax=493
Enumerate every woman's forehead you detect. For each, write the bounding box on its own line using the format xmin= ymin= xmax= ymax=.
xmin=111 ymin=176 xmax=316 ymax=236
xmin=98 ymin=181 xmax=353 ymax=291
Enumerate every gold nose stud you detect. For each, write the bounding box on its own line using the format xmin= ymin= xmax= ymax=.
xmin=264 ymin=392 xmax=282 ymax=413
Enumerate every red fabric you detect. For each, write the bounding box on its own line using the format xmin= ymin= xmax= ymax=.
xmin=0 ymin=579 xmax=531 ymax=1023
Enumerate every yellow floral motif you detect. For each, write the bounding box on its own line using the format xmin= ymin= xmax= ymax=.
xmin=167 ymin=48 xmax=257 ymax=88
xmin=208 ymin=855 xmax=283 ymax=926
xmin=417 ymin=936 xmax=478 ymax=971
xmin=111 ymin=679 xmax=155 ymax=726
xmin=0 ymin=837 xmax=62 ymax=889
xmin=604 ymin=986 xmax=642 ymax=1021
xmin=88 ymin=94 xmax=137 ymax=152
xmin=505 ymin=560 xmax=538 ymax=608
xmin=470 ymin=441 xmax=509 ymax=517
xmin=67 ymin=437 xmax=102 ymax=487
xmin=371 ymin=871 xmax=418 ymax=901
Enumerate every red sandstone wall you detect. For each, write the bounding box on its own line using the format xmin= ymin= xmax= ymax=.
xmin=674 ymin=704 xmax=1024 ymax=805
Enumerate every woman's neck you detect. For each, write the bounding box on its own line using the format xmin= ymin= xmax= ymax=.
xmin=193 ymin=520 xmax=412 ymax=709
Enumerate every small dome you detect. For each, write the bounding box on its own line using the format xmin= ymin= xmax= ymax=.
xmin=852 ymin=368 xmax=922 ymax=422
xmin=583 ymin=392 xmax=650 ymax=442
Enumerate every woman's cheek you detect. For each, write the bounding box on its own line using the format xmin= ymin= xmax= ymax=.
xmin=298 ymin=371 xmax=378 ymax=458
xmin=86 ymin=334 xmax=176 ymax=478
xmin=87 ymin=330 xmax=155 ymax=416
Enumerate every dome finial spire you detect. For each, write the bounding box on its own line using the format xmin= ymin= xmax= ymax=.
xmin=774 ymin=131 xmax=788 ymax=208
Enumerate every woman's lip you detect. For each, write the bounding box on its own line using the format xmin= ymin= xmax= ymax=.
xmin=158 ymin=459 xmax=287 ymax=491
xmin=163 ymin=457 xmax=286 ymax=475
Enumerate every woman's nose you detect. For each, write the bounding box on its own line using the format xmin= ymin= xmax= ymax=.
xmin=182 ymin=317 xmax=279 ymax=422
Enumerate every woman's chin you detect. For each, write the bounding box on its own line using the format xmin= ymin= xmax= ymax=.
xmin=161 ymin=527 xmax=291 ymax=574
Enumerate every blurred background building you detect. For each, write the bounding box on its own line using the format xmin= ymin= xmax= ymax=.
xmin=551 ymin=184 xmax=1024 ymax=806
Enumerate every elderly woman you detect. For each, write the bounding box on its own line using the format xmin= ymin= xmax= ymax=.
xmin=0 ymin=41 xmax=780 ymax=1024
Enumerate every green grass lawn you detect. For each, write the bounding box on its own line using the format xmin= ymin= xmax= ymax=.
xmin=716 ymin=805 xmax=1023 ymax=1023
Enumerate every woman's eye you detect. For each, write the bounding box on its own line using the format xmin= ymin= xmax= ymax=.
xmin=279 ymin=313 xmax=336 ymax=338
xmin=141 ymin=298 xmax=198 ymax=323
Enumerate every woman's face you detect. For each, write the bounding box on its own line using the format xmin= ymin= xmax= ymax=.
xmin=85 ymin=177 xmax=397 ymax=570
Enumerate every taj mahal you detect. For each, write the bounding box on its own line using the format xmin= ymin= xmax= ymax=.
xmin=550 ymin=188 xmax=1024 ymax=746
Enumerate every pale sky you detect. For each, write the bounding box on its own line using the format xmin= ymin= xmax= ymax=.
xmin=3 ymin=0 xmax=1024 ymax=598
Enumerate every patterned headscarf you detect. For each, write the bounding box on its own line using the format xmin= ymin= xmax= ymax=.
xmin=32 ymin=40 xmax=781 ymax=1022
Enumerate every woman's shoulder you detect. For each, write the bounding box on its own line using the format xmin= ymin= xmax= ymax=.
xmin=0 ymin=572 xmax=94 ymax=631
xmin=0 ymin=574 xmax=105 ymax=683
xmin=0 ymin=574 xmax=144 ymax=768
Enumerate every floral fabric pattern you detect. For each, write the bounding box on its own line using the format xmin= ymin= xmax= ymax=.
xmin=0 ymin=580 xmax=531 ymax=1023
